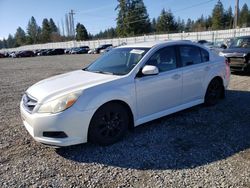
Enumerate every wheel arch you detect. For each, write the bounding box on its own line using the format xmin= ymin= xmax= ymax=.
xmin=206 ymin=76 xmax=225 ymax=99
xmin=89 ymin=100 xmax=135 ymax=132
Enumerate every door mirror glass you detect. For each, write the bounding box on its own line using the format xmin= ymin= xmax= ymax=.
xmin=142 ymin=65 xmax=159 ymax=75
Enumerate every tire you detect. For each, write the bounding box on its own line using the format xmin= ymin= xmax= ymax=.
xmin=88 ymin=102 xmax=129 ymax=146
xmin=204 ymin=78 xmax=223 ymax=106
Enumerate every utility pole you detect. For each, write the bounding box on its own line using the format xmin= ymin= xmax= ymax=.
xmin=65 ymin=14 xmax=70 ymax=37
xmin=69 ymin=10 xmax=76 ymax=37
xmin=234 ymin=0 xmax=239 ymax=28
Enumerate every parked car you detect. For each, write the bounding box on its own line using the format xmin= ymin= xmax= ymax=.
xmin=16 ymin=50 xmax=35 ymax=58
xmin=34 ymin=49 xmax=44 ymax=56
xmin=64 ymin=48 xmax=72 ymax=54
xmin=0 ymin=53 xmax=4 ymax=58
xmin=219 ymin=36 xmax=250 ymax=72
xmin=20 ymin=40 xmax=230 ymax=147
xmin=9 ymin=51 xmax=17 ymax=58
xmin=88 ymin=49 xmax=95 ymax=54
xmin=197 ymin=40 xmax=210 ymax=45
xmin=46 ymin=48 xmax=65 ymax=56
xmin=100 ymin=46 xmax=114 ymax=54
xmin=37 ymin=49 xmax=51 ymax=56
xmin=70 ymin=46 xmax=90 ymax=54
xmin=94 ymin=44 xmax=112 ymax=54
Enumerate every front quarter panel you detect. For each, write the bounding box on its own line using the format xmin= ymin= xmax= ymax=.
xmin=74 ymin=77 xmax=137 ymax=119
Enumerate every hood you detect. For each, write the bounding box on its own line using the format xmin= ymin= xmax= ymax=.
xmin=222 ymin=48 xmax=250 ymax=57
xmin=26 ymin=70 xmax=119 ymax=103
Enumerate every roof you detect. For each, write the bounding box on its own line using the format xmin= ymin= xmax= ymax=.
xmin=118 ymin=40 xmax=194 ymax=48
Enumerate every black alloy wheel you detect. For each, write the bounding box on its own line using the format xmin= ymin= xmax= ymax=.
xmin=88 ymin=102 xmax=129 ymax=146
xmin=205 ymin=79 xmax=223 ymax=106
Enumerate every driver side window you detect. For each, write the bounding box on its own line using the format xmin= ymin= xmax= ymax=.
xmin=146 ymin=47 xmax=177 ymax=72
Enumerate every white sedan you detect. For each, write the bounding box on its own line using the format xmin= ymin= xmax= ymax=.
xmin=20 ymin=41 xmax=230 ymax=146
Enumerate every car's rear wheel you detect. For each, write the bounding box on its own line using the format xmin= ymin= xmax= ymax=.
xmin=204 ymin=78 xmax=223 ymax=106
xmin=88 ymin=102 xmax=129 ymax=146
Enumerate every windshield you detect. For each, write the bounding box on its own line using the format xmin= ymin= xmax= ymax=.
xmin=230 ymin=37 xmax=250 ymax=48
xmin=85 ymin=47 xmax=149 ymax=75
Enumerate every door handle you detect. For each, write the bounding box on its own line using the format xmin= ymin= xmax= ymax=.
xmin=204 ymin=66 xmax=211 ymax=71
xmin=172 ymin=74 xmax=181 ymax=80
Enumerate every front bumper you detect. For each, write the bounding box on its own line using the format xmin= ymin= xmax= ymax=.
xmin=20 ymin=102 xmax=95 ymax=147
xmin=228 ymin=57 xmax=250 ymax=72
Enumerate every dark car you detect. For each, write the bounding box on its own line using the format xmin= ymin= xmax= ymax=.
xmin=34 ymin=49 xmax=44 ymax=56
xmin=16 ymin=50 xmax=35 ymax=58
xmin=70 ymin=46 xmax=90 ymax=54
xmin=37 ymin=49 xmax=51 ymax=56
xmin=197 ymin=40 xmax=209 ymax=45
xmin=0 ymin=52 xmax=5 ymax=58
xmin=220 ymin=36 xmax=250 ymax=72
xmin=46 ymin=48 xmax=65 ymax=56
xmin=94 ymin=44 xmax=112 ymax=54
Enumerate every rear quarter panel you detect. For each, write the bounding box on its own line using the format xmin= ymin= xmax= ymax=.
xmin=203 ymin=51 xmax=229 ymax=97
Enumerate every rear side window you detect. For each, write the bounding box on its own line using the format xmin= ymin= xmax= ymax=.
xmin=179 ymin=45 xmax=202 ymax=66
xmin=201 ymin=48 xmax=209 ymax=62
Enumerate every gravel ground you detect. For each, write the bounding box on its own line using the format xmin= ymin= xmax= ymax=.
xmin=0 ymin=55 xmax=249 ymax=188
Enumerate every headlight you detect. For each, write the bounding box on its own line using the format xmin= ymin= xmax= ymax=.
xmin=37 ymin=91 xmax=82 ymax=114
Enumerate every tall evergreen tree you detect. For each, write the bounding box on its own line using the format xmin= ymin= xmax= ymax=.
xmin=49 ymin=18 xmax=58 ymax=33
xmin=93 ymin=28 xmax=117 ymax=39
xmin=156 ymin=9 xmax=176 ymax=33
xmin=126 ymin=0 xmax=151 ymax=35
xmin=6 ymin=34 xmax=16 ymax=48
xmin=239 ymin=3 xmax=250 ymax=27
xmin=15 ymin=27 xmax=26 ymax=46
xmin=116 ymin=0 xmax=130 ymax=37
xmin=76 ymin=23 xmax=88 ymax=41
xmin=151 ymin=18 xmax=157 ymax=32
xmin=0 ymin=40 xmax=3 ymax=49
xmin=185 ymin=18 xmax=193 ymax=32
xmin=27 ymin=16 xmax=40 ymax=44
xmin=224 ymin=6 xmax=233 ymax=29
xmin=211 ymin=0 xmax=224 ymax=30
xmin=41 ymin=18 xmax=52 ymax=43
xmin=176 ymin=17 xmax=185 ymax=32
xmin=3 ymin=39 xmax=7 ymax=49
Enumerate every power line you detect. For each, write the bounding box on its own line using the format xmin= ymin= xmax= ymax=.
xmin=119 ymin=0 xmax=217 ymax=26
xmin=75 ymin=0 xmax=220 ymax=34
xmin=174 ymin=0 xmax=216 ymax=13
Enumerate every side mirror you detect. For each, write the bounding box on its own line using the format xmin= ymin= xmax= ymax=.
xmin=142 ymin=65 xmax=159 ymax=76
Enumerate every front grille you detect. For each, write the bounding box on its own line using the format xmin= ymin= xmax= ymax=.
xmin=22 ymin=94 xmax=37 ymax=113
xmin=229 ymin=57 xmax=245 ymax=65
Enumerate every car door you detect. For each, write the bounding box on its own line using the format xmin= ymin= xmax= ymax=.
xmin=178 ymin=45 xmax=210 ymax=104
xmin=135 ymin=46 xmax=182 ymax=119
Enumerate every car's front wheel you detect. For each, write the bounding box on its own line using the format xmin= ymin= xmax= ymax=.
xmin=204 ymin=78 xmax=224 ymax=106
xmin=88 ymin=102 xmax=129 ymax=146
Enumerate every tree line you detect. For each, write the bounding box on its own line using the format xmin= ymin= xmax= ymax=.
xmin=0 ymin=16 xmax=90 ymax=49
xmin=99 ymin=0 xmax=250 ymax=38
xmin=1 ymin=0 xmax=250 ymax=49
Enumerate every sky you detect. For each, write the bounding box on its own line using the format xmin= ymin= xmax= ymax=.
xmin=0 ymin=0 xmax=249 ymax=40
